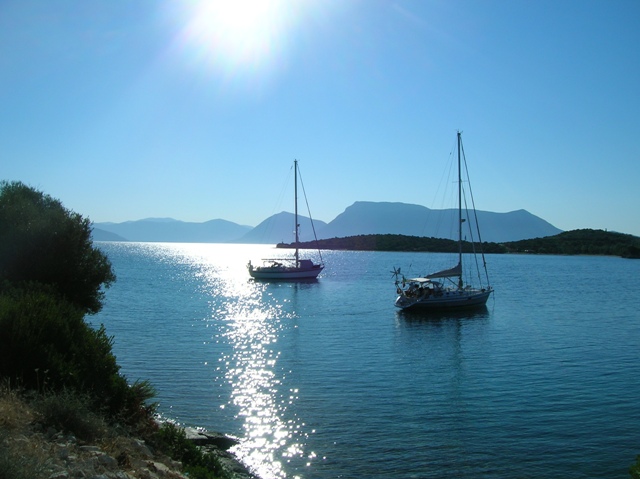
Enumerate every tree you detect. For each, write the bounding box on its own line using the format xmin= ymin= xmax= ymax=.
xmin=0 ymin=181 xmax=115 ymax=314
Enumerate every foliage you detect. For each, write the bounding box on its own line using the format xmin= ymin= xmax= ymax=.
xmin=631 ymin=455 xmax=640 ymax=479
xmin=0 ymin=274 xmax=156 ymax=429
xmin=0 ymin=181 xmax=115 ymax=315
xmin=0 ymin=183 xmax=200 ymax=474
xmin=151 ymin=422 xmax=226 ymax=479
xmin=31 ymin=389 xmax=107 ymax=441
xmin=283 ymin=229 xmax=640 ymax=258
xmin=282 ymin=234 xmax=505 ymax=254
xmin=505 ymin=229 xmax=640 ymax=257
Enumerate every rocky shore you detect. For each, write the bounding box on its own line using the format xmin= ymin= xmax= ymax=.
xmin=183 ymin=426 xmax=257 ymax=479
xmin=0 ymin=390 xmax=257 ymax=479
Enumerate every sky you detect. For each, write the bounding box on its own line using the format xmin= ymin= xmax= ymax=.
xmin=1 ymin=0 xmax=639 ymax=236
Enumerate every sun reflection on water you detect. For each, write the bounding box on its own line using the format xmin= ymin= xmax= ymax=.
xmin=194 ymin=244 xmax=314 ymax=479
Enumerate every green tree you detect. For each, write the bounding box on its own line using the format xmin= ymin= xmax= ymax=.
xmin=0 ymin=181 xmax=115 ymax=314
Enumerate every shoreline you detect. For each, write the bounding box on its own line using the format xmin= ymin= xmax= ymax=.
xmin=0 ymin=387 xmax=259 ymax=479
xmin=182 ymin=425 xmax=259 ymax=479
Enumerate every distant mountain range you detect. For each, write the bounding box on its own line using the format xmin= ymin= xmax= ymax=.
xmin=92 ymin=201 xmax=562 ymax=244
xmin=93 ymin=218 xmax=252 ymax=243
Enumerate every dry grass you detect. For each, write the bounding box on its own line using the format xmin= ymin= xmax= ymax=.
xmin=0 ymin=385 xmax=220 ymax=479
xmin=0 ymin=386 xmax=148 ymax=479
xmin=0 ymin=385 xmax=33 ymax=431
xmin=0 ymin=386 xmax=48 ymax=479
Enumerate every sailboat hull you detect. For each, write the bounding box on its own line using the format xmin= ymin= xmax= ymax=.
xmin=248 ymin=160 xmax=325 ymax=281
xmin=249 ymin=264 xmax=323 ymax=280
xmin=395 ymin=288 xmax=492 ymax=310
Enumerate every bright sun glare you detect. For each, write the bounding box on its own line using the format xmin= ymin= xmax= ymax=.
xmin=181 ymin=0 xmax=293 ymax=74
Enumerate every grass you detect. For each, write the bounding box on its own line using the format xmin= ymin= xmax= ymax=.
xmin=0 ymin=387 xmax=47 ymax=479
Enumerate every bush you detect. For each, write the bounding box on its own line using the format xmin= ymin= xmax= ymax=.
xmin=151 ymin=423 xmax=226 ymax=479
xmin=0 ymin=287 xmax=156 ymax=428
xmin=0 ymin=181 xmax=115 ymax=315
xmin=0 ymin=287 xmax=118 ymax=393
xmin=31 ymin=389 xmax=107 ymax=442
xmin=631 ymin=455 xmax=640 ymax=479
xmin=0 ymin=183 xmax=156 ymax=435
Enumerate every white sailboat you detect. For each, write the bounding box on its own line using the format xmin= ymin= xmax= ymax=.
xmin=394 ymin=131 xmax=493 ymax=310
xmin=248 ymin=160 xmax=324 ymax=280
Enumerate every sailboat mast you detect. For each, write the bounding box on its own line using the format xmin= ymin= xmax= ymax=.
xmin=457 ymin=131 xmax=463 ymax=288
xmin=294 ymin=160 xmax=299 ymax=267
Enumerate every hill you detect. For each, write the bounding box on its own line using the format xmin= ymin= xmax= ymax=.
xmin=93 ymin=202 xmax=562 ymax=244
xmin=504 ymin=229 xmax=640 ymax=258
xmin=280 ymin=229 xmax=640 ymax=259
xmin=91 ymin=227 xmax=127 ymax=241
xmin=236 ymin=211 xmax=328 ymax=244
xmin=316 ymin=202 xmax=562 ymax=243
xmin=94 ymin=218 xmax=252 ymax=243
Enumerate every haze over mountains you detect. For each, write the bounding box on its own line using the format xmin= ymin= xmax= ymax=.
xmin=93 ymin=201 xmax=562 ymax=244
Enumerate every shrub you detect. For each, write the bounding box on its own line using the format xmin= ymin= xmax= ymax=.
xmin=0 ymin=287 xmax=156 ymax=428
xmin=0 ymin=183 xmax=157 ymax=438
xmin=151 ymin=423 xmax=226 ymax=479
xmin=0 ymin=287 xmax=118 ymax=393
xmin=631 ymin=455 xmax=640 ymax=479
xmin=0 ymin=181 xmax=115 ymax=315
xmin=31 ymin=389 xmax=107 ymax=442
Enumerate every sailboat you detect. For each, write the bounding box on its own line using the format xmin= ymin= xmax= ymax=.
xmin=393 ymin=131 xmax=493 ymax=310
xmin=248 ymin=160 xmax=324 ymax=280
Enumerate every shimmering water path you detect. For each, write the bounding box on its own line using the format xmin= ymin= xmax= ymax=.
xmin=93 ymin=243 xmax=640 ymax=479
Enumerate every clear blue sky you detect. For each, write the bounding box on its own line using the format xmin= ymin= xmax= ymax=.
xmin=2 ymin=0 xmax=639 ymax=236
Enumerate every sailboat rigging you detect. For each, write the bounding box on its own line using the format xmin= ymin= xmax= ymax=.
xmin=248 ymin=160 xmax=324 ymax=280
xmin=394 ymin=131 xmax=493 ymax=310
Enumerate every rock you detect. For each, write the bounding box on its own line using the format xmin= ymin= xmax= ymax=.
xmin=136 ymin=468 xmax=158 ymax=479
xmin=107 ymin=473 xmax=136 ymax=479
xmin=113 ymin=473 xmax=137 ymax=479
xmin=130 ymin=438 xmax=153 ymax=458
xmin=98 ymin=454 xmax=119 ymax=470
xmin=208 ymin=449 xmax=258 ymax=479
xmin=183 ymin=426 xmax=239 ymax=450
xmin=183 ymin=427 xmax=210 ymax=444
xmin=80 ymin=446 xmax=102 ymax=454
xmin=58 ymin=447 xmax=70 ymax=460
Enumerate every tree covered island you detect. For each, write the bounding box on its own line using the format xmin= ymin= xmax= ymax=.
xmin=278 ymin=229 xmax=640 ymax=259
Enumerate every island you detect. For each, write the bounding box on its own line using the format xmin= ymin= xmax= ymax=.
xmin=277 ymin=229 xmax=640 ymax=259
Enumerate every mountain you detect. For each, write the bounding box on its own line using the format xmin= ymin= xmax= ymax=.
xmin=91 ymin=228 xmax=127 ymax=242
xmin=237 ymin=211 xmax=328 ymax=244
xmin=92 ymin=202 xmax=562 ymax=244
xmin=94 ymin=218 xmax=252 ymax=243
xmin=316 ymin=202 xmax=562 ymax=243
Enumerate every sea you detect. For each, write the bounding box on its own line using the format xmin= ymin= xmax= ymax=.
xmin=91 ymin=242 xmax=640 ymax=479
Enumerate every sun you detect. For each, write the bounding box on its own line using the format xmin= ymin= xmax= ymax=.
xmin=179 ymin=0 xmax=293 ymax=74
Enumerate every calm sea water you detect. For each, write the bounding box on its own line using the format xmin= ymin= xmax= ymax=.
xmin=92 ymin=242 xmax=640 ymax=479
